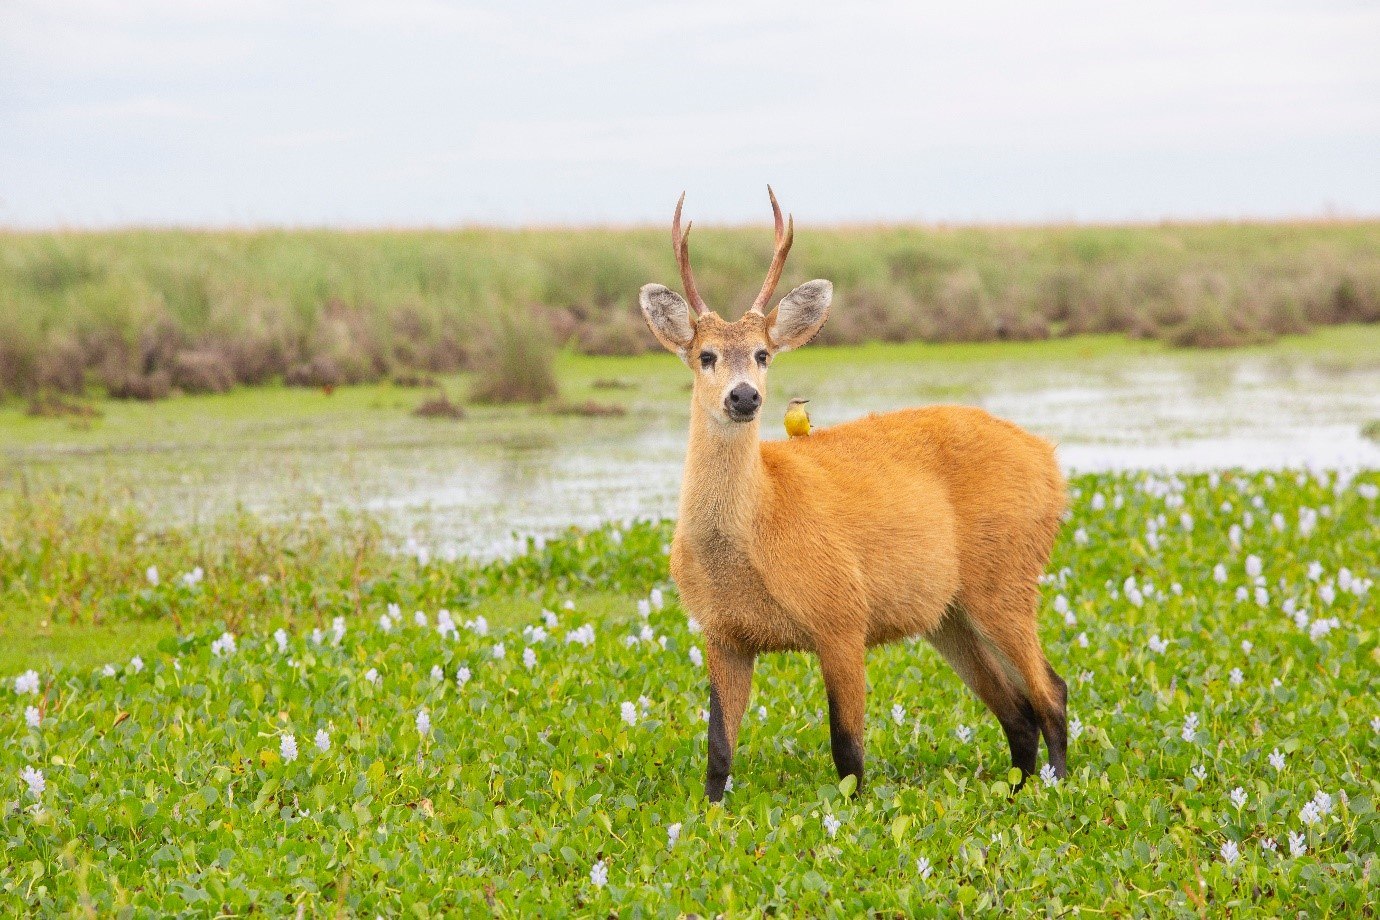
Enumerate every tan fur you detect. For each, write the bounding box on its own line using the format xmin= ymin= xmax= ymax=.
xmin=642 ymin=194 xmax=1068 ymax=796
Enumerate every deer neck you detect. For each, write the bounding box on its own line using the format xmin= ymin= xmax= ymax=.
xmin=679 ymin=400 xmax=766 ymax=545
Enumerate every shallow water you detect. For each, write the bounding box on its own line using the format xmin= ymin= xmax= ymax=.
xmin=6 ymin=340 xmax=1379 ymax=558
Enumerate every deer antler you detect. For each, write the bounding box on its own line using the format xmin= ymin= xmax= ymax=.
xmin=672 ymin=193 xmax=710 ymax=316
xmin=748 ymin=185 xmax=794 ymax=315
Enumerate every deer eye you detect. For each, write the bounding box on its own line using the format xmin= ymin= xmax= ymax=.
xmin=754 ymin=349 xmax=770 ymax=367
xmin=699 ymin=351 xmax=716 ymax=370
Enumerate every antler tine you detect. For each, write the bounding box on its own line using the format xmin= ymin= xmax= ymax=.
xmin=672 ymin=192 xmax=710 ymax=316
xmin=749 ymin=185 xmax=794 ymax=314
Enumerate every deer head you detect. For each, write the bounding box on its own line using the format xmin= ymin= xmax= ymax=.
xmin=639 ymin=187 xmax=833 ymax=426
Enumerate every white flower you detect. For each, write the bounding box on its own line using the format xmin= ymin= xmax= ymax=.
xmin=20 ymin=765 xmax=45 ymax=798
xmin=378 ymin=612 xmax=394 ymax=632
xmin=491 ymin=642 xmax=506 ymax=660
xmin=416 ymin=708 xmax=431 ymax=737
xmin=1192 ymin=764 xmax=1207 ymax=782
xmin=637 ymin=599 xmax=651 ymax=619
xmin=25 ymin=706 xmax=41 ymax=728
xmin=467 ymin=615 xmax=490 ymax=637
xmin=649 ymin=588 xmax=665 ymax=611
xmin=314 ymin=729 xmax=331 ymax=752
xmin=210 ymin=632 xmax=237 ymax=657
xmin=891 ymin=704 xmax=905 ymax=726
xmin=125 ymin=655 xmax=144 ymax=675
xmin=638 ymin=624 xmax=655 ymax=643
xmin=1069 ymin=717 xmax=1084 ymax=741
xmin=1091 ymin=492 xmax=1105 ymax=510
xmin=1254 ymin=586 xmax=1269 ymax=608
xmin=522 ymin=625 xmax=547 ymax=643
xmin=101 ymin=664 xmax=116 ymax=677
xmin=1040 ymin=763 xmax=1059 ymax=786
xmin=541 ymin=609 xmax=559 ymax=629
xmin=1312 ymin=790 xmax=1333 ymax=815
xmin=1228 ymin=668 xmax=1243 ymax=687
xmin=436 ymin=610 xmax=457 ymax=639
xmin=1271 ymin=512 xmax=1285 ymax=532
xmin=1308 ymin=617 xmax=1339 ymax=641
xmin=523 ymin=647 xmax=537 ymax=670
xmin=280 ymin=733 xmax=299 ymax=763
xmin=1147 ymin=634 xmax=1169 ymax=655
xmin=1359 ymin=482 xmax=1379 ymax=500
xmin=1230 ymin=787 xmax=1247 ymax=809
xmin=331 ymin=616 xmax=347 ymax=645
xmin=274 ymin=629 xmax=288 ymax=653
xmin=430 ymin=664 xmax=443 ymax=681
xmin=590 ymin=859 xmax=608 ymax=888
xmin=146 ymin=565 xmax=160 ymax=586
xmin=364 ymin=667 xmax=380 ymax=685
xmin=1181 ymin=712 xmax=1200 ymax=743
xmin=1269 ymin=749 xmax=1286 ymax=771
xmin=688 ymin=646 xmax=704 ymax=668
xmin=1076 ymin=632 xmax=1088 ymax=648
xmin=1235 ymin=586 xmax=1248 ymax=603
xmin=1298 ymin=801 xmax=1322 ymax=826
xmin=724 ymin=775 xmax=733 ymax=791
xmin=14 ymin=670 xmax=40 ymax=695
xmin=1318 ymin=583 xmax=1336 ymax=606
xmin=1053 ymin=594 xmax=1069 ymax=617
xmin=621 ymin=701 xmax=638 ymax=727
xmin=180 ymin=567 xmax=204 ymax=588
xmin=563 ymin=600 xmax=575 ymax=610
xmin=1073 ymin=527 xmax=1088 ymax=546
xmin=414 ymin=610 xmax=428 ymax=627
xmin=757 ymin=705 xmax=768 ymax=721
xmin=1220 ymin=839 xmax=1239 ymax=866
xmin=1241 ymin=639 xmax=1253 ymax=654
xmin=1288 ymin=831 xmax=1306 ymax=857
xmin=565 ymin=624 xmax=595 ymax=647
xmin=639 ymin=696 xmax=652 ymax=716
xmin=1372 ymin=716 xmax=1380 ymax=734
xmin=1260 ymin=837 xmax=1277 ymax=853
xmin=1308 ymin=561 xmax=1323 ymax=581
xmin=1229 ymin=524 xmax=1242 ymax=548
xmin=456 ymin=666 xmax=471 ymax=687
xmin=667 ymin=822 xmax=682 ymax=847
xmin=823 ymin=813 xmax=841 ymax=838
xmin=910 ymin=854 xmax=932 ymax=879
xmin=955 ymin=724 xmax=973 ymax=744
xmin=311 ymin=628 xmax=323 ymax=645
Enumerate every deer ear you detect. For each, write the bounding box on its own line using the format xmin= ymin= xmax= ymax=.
xmin=639 ymin=284 xmax=697 ymax=357
xmin=767 ymin=280 xmax=831 ymax=352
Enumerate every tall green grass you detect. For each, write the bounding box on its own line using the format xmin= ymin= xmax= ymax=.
xmin=3 ymin=222 xmax=1379 ymax=399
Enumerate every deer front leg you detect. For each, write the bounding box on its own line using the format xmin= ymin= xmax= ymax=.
xmin=705 ymin=640 xmax=755 ymax=803
xmin=818 ymin=638 xmax=867 ymax=790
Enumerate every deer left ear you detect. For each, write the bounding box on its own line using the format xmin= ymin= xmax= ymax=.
xmin=767 ymin=280 xmax=832 ymax=352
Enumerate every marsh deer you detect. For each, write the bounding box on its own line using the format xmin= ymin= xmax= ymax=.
xmin=639 ymin=188 xmax=1069 ymax=802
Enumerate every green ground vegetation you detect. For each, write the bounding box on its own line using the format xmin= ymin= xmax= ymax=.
xmin=2 ymin=469 xmax=1377 ymax=915
xmin=3 ymin=221 xmax=1379 ymax=398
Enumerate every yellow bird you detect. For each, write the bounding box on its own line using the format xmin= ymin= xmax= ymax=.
xmin=784 ymin=398 xmax=811 ymax=438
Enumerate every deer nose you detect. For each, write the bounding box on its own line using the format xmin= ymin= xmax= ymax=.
xmin=725 ymin=383 xmax=761 ymax=419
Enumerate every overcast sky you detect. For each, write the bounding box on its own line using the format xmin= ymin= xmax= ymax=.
xmin=2 ymin=0 xmax=1378 ymax=227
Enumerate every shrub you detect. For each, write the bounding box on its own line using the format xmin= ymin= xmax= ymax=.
xmin=469 ymin=315 xmax=558 ymax=404
xmin=170 ymin=349 xmax=235 ymax=394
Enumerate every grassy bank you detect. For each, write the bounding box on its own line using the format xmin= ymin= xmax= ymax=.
xmin=2 ymin=470 xmax=1378 ymax=914
xmin=3 ymin=221 xmax=1380 ymax=398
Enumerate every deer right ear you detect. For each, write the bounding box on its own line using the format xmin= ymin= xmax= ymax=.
xmin=767 ymin=280 xmax=832 ymax=352
xmin=639 ymin=284 xmax=697 ymax=358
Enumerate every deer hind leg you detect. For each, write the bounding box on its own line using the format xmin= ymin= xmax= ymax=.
xmin=705 ymin=640 xmax=756 ymax=803
xmin=960 ymin=584 xmax=1069 ymax=778
xmin=925 ymin=608 xmax=1040 ymax=779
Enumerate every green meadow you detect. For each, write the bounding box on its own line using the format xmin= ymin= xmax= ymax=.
xmin=2 ymin=469 xmax=1377 ymax=915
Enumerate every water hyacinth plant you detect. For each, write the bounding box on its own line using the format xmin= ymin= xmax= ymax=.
xmin=0 ymin=469 xmax=1375 ymax=914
